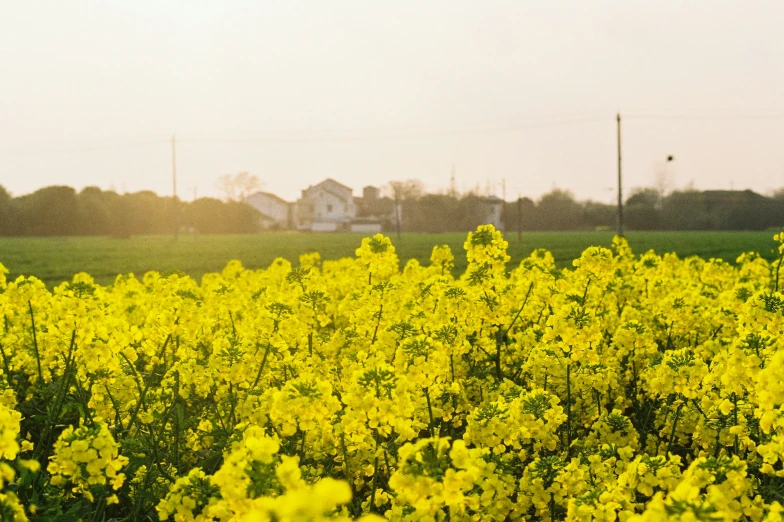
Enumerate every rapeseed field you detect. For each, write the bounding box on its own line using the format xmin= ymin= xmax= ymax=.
xmin=0 ymin=225 xmax=783 ymax=521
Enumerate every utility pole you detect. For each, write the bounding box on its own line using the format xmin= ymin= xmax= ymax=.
xmin=172 ymin=134 xmax=179 ymax=241
xmin=517 ymin=194 xmax=522 ymax=241
xmin=616 ymin=113 xmax=624 ymax=237
xmin=394 ymin=193 xmax=401 ymax=240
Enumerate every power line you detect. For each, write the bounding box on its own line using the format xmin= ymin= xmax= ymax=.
xmin=176 ymin=117 xmax=606 ymax=145
xmin=617 ymin=113 xmax=623 ymax=237
xmin=625 ymin=112 xmax=784 ymax=121
xmin=177 ymin=113 xmax=608 ymax=136
xmin=3 ymin=110 xmax=784 ymax=154
xmin=0 ymin=139 xmax=168 ymax=155
xmin=172 ymin=135 xmax=179 ymax=241
xmin=0 ymin=117 xmax=608 ymax=155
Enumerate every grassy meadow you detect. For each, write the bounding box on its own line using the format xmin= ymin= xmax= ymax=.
xmin=0 ymin=230 xmax=781 ymax=287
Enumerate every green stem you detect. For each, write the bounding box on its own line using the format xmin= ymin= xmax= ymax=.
xmin=71 ymin=374 xmax=95 ymax=426
xmin=0 ymin=341 xmax=12 ymax=380
xmin=104 ymin=384 xmax=124 ymax=433
xmin=35 ymin=330 xmax=76 ymax=461
xmin=299 ymin=429 xmax=306 ymax=461
xmin=370 ymin=304 xmax=383 ymax=345
xmin=494 ymin=330 xmax=504 ymax=382
xmin=148 ymin=428 xmax=176 ymax=483
xmin=424 ymin=387 xmax=435 ymax=437
xmin=250 ymin=342 xmax=272 ymax=390
xmin=121 ymin=356 xmax=153 ymax=437
xmin=174 ymin=371 xmax=181 ymax=468
xmin=340 ymin=433 xmax=352 ymax=486
xmin=121 ymin=333 xmax=172 ymax=436
xmin=732 ymin=393 xmax=739 ymax=456
xmin=581 ymin=279 xmax=591 ymax=304
xmin=666 ymin=402 xmax=683 ymax=456
xmin=228 ymin=310 xmax=237 ymax=338
xmin=28 ymin=301 xmax=43 ymax=383
xmin=566 ymin=363 xmax=572 ymax=455
xmin=502 ymin=282 xmax=535 ymax=339
xmin=89 ymin=494 xmax=106 ymax=522
xmin=368 ymin=430 xmax=380 ymax=514
xmin=496 ymin=282 xmax=534 ymax=382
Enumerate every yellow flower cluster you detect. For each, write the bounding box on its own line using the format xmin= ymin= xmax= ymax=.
xmin=0 ymin=404 xmax=21 ymax=462
xmin=48 ymin=422 xmax=128 ymax=503
xmin=158 ymin=427 xmax=381 ymax=522
xmin=0 ymin=402 xmax=30 ymax=521
xmin=0 ymin=225 xmax=784 ymax=520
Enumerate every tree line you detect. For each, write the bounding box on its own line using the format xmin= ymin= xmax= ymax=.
xmin=1 ymin=183 xmax=783 ymax=237
xmin=499 ymin=187 xmax=784 ymax=232
xmin=398 ymin=187 xmax=784 ymax=232
xmin=0 ymin=185 xmax=260 ymax=236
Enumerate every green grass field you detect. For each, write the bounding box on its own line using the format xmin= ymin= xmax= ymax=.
xmin=0 ymin=231 xmax=781 ymax=287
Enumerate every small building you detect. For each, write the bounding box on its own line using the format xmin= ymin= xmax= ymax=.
xmin=354 ymin=185 xmax=396 ymax=232
xmin=482 ymin=196 xmax=504 ymax=230
xmin=295 ymin=178 xmax=357 ymax=232
xmin=244 ymin=191 xmax=293 ymax=229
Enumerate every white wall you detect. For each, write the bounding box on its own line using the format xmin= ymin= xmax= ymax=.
xmin=307 ymin=187 xmax=356 ymax=223
xmin=245 ymin=193 xmax=289 ymax=224
xmin=295 ymin=179 xmax=358 ymax=230
xmin=350 ymin=223 xmax=382 ymax=233
xmin=486 ymin=204 xmax=503 ymax=229
xmin=311 ymin=222 xmax=339 ymax=232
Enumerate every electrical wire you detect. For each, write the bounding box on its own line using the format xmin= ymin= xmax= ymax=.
xmin=177 ymin=117 xmax=606 ymax=145
xmin=0 ymin=117 xmax=606 ymax=154
xmin=0 ymin=139 xmax=168 ymax=155
xmin=1 ymin=111 xmax=782 ymax=155
xmin=625 ymin=112 xmax=784 ymax=121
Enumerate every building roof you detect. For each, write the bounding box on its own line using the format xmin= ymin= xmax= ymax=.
xmin=303 ymin=178 xmax=353 ymax=194
xmin=246 ymin=191 xmax=291 ymax=205
xmin=301 ymin=183 xmax=354 ymax=204
xmin=322 ymin=178 xmax=353 ymax=192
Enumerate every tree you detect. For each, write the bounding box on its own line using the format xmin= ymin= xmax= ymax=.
xmin=217 ymin=172 xmax=262 ymax=202
xmin=77 ymin=186 xmax=114 ymax=235
xmin=660 ymin=190 xmax=709 ymax=230
xmin=456 ymin=194 xmax=497 ymax=231
xmin=0 ymin=185 xmax=17 ymax=236
xmin=501 ymin=197 xmax=535 ymax=235
xmin=582 ymin=201 xmax=615 ymax=230
xmin=15 ymin=186 xmax=79 ymax=236
xmin=536 ymin=189 xmax=581 ymax=230
xmin=386 ymin=179 xmax=424 ymax=202
xmin=185 ymin=198 xmax=261 ymax=234
xmin=403 ymin=193 xmax=458 ymax=233
xmin=625 ymin=187 xmax=662 ymax=230
xmin=385 ymin=179 xmax=424 ymax=235
xmin=117 ymin=191 xmax=171 ymax=235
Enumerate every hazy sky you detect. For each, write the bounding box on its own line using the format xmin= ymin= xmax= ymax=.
xmin=2 ymin=1 xmax=783 ymax=203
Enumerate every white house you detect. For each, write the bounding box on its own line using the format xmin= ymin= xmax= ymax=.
xmin=295 ymin=178 xmax=357 ymax=232
xmin=244 ymin=191 xmax=292 ymax=229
